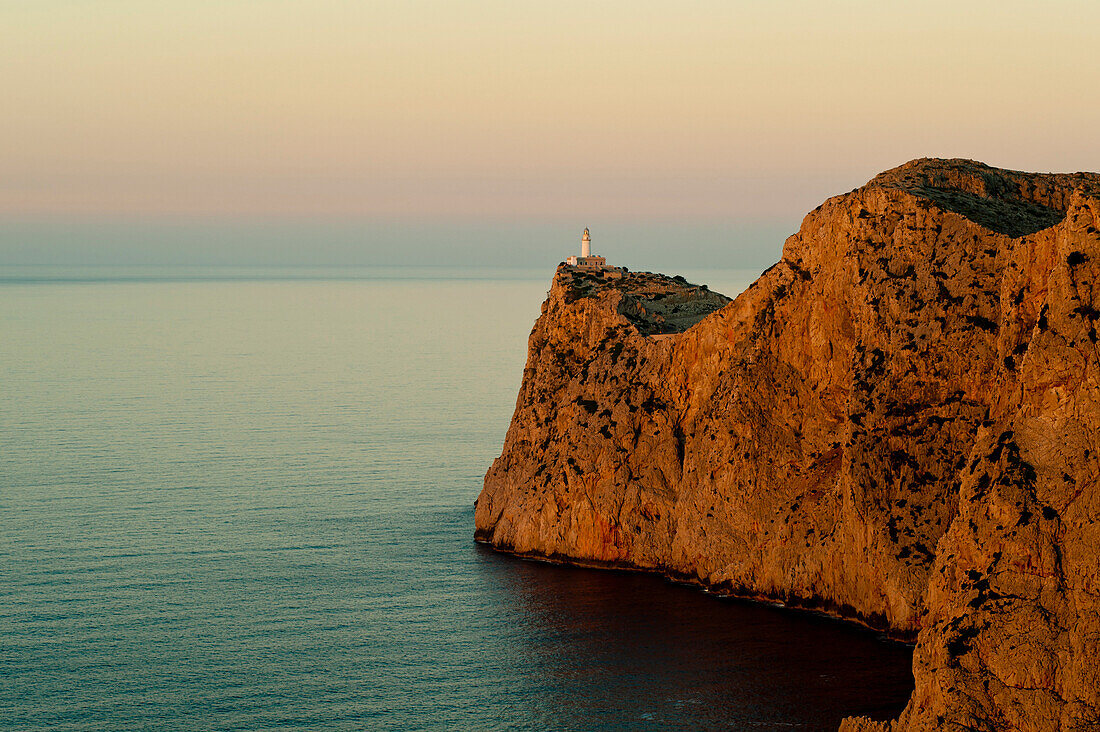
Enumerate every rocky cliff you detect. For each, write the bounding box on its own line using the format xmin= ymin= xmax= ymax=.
xmin=475 ymin=158 xmax=1100 ymax=731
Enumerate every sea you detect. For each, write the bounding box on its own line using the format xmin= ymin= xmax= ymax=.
xmin=0 ymin=266 xmax=913 ymax=731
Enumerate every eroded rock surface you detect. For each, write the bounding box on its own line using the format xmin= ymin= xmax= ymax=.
xmin=475 ymin=158 xmax=1100 ymax=730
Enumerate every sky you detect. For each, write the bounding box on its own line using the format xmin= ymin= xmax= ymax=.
xmin=2 ymin=0 xmax=1099 ymax=267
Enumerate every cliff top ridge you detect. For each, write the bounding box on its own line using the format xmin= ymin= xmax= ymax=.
xmin=554 ymin=265 xmax=731 ymax=336
xmin=859 ymin=157 xmax=1100 ymax=236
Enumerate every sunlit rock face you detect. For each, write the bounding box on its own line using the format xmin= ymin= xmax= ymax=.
xmin=475 ymin=158 xmax=1100 ymax=731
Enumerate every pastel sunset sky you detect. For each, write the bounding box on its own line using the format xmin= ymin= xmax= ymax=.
xmin=3 ymin=1 xmax=1099 ymax=266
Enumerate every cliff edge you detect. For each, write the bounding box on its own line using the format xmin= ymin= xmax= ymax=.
xmin=475 ymin=158 xmax=1100 ymax=731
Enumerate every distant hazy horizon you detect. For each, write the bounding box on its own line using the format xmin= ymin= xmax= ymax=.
xmin=0 ymin=219 xmax=794 ymax=272
xmin=5 ymin=2 xmax=1099 ymax=270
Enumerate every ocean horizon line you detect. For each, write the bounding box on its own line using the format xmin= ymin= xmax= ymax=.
xmin=0 ymin=263 xmax=767 ymax=288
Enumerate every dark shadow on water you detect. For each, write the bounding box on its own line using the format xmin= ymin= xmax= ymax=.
xmin=474 ymin=544 xmax=913 ymax=731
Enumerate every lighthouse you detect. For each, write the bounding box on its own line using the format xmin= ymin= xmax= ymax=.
xmin=566 ymin=227 xmax=609 ymax=270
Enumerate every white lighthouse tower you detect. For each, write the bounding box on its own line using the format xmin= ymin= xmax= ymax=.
xmin=566 ymin=227 xmax=608 ymax=270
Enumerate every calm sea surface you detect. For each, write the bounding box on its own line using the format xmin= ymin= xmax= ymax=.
xmin=0 ymin=267 xmax=912 ymax=731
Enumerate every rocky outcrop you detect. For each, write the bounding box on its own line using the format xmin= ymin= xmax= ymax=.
xmin=475 ymin=159 xmax=1100 ymax=730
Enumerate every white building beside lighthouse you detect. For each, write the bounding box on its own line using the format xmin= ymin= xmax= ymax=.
xmin=566 ymin=228 xmax=608 ymax=270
